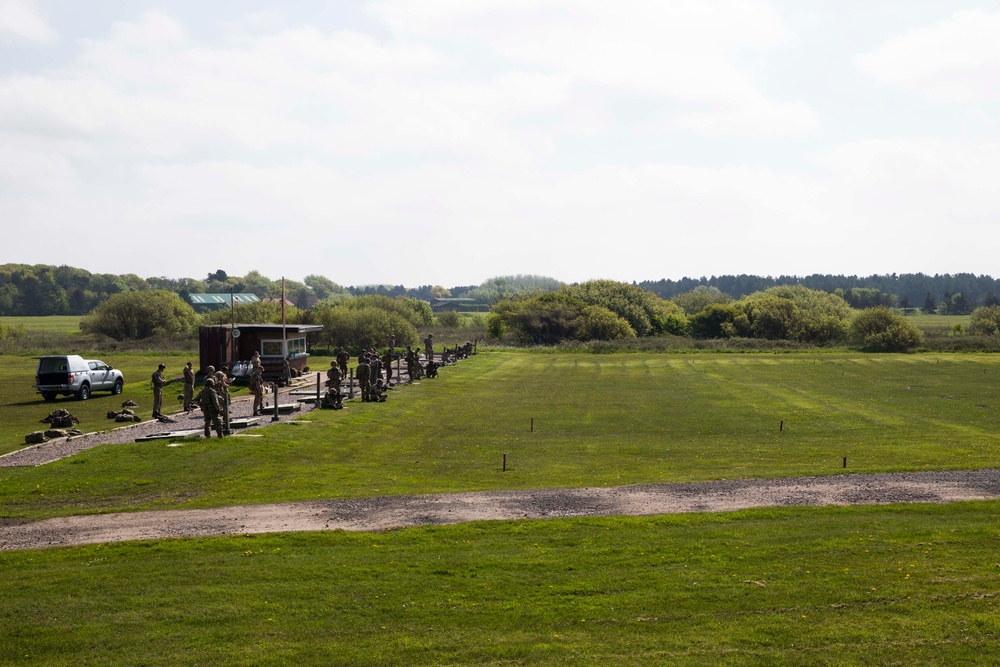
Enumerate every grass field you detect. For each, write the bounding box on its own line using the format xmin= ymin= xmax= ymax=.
xmin=2 ymin=502 xmax=1000 ymax=665
xmin=0 ymin=315 xmax=83 ymax=334
xmin=3 ymin=352 xmax=1000 ymax=519
xmin=4 ymin=349 xmax=1000 ymax=664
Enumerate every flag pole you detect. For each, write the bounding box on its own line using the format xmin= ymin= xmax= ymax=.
xmin=282 ymin=277 xmax=288 ymax=384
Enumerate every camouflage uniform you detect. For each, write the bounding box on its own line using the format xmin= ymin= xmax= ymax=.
xmin=337 ymin=347 xmax=350 ymax=376
xmin=382 ymin=352 xmax=393 ymax=385
xmin=325 ymin=362 xmax=343 ymax=408
xmin=424 ymin=333 xmax=434 ymax=363
xmin=182 ymin=362 xmax=196 ymax=411
xmin=249 ymin=361 xmax=265 ymax=416
xmin=197 ymin=379 xmax=224 ymax=438
xmin=151 ymin=364 xmax=167 ymax=417
xmin=356 ymin=359 xmax=371 ymax=402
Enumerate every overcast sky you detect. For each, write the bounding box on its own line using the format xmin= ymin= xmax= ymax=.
xmin=2 ymin=1 xmax=999 ymax=287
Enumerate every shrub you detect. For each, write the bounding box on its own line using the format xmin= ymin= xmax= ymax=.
xmin=436 ymin=311 xmax=462 ymax=328
xmin=313 ymin=305 xmax=417 ymax=352
xmin=689 ymin=303 xmax=741 ymax=339
xmin=200 ymin=300 xmax=303 ymax=326
xmin=849 ymin=307 xmax=923 ymax=352
xmin=80 ymin=291 xmax=198 ymax=341
xmin=673 ymin=286 xmax=732 ymax=315
xmin=344 ymin=295 xmax=433 ymax=326
xmin=575 ymin=305 xmax=636 ymax=341
xmin=970 ymin=306 xmax=1000 ymax=335
xmin=738 ymin=286 xmax=851 ymax=344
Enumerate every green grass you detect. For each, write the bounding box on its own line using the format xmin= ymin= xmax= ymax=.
xmin=3 ymin=352 xmax=1000 ymax=520
xmin=0 ymin=315 xmax=83 ymax=334
xmin=0 ymin=353 xmax=226 ymax=455
xmin=5 ymin=350 xmax=1000 ymax=664
xmin=3 ymin=502 xmax=1000 ymax=665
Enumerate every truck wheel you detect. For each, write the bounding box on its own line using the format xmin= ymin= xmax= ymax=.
xmin=112 ymin=379 xmax=123 ymax=395
xmin=42 ymin=392 xmax=56 ymax=402
xmin=77 ymin=384 xmax=90 ymax=401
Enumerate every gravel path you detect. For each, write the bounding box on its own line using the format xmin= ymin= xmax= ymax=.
xmin=3 ymin=469 xmax=1000 ymax=551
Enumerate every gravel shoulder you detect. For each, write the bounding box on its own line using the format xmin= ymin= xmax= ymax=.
xmin=3 ymin=469 xmax=1000 ymax=551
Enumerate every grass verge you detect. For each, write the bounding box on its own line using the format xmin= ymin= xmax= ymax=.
xmin=2 ymin=502 xmax=1000 ymax=665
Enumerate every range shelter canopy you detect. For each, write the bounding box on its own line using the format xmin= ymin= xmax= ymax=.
xmin=189 ymin=293 xmax=262 ymax=307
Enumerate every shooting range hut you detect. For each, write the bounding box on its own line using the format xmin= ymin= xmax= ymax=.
xmin=199 ymin=323 xmax=324 ymax=383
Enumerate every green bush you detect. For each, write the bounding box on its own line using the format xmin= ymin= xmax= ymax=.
xmin=200 ymin=300 xmax=303 ymax=326
xmin=970 ymin=306 xmax=1000 ymax=335
xmin=575 ymin=305 xmax=636 ymax=341
xmin=738 ymin=286 xmax=851 ymax=344
xmin=672 ymin=286 xmax=732 ymax=315
xmin=436 ymin=311 xmax=462 ymax=328
xmin=344 ymin=295 xmax=433 ymax=326
xmin=849 ymin=307 xmax=923 ymax=352
xmin=689 ymin=303 xmax=742 ymax=338
xmin=80 ymin=291 xmax=199 ymax=341
xmin=312 ymin=305 xmax=417 ymax=352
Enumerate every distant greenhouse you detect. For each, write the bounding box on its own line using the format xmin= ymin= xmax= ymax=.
xmin=188 ymin=293 xmax=262 ymax=308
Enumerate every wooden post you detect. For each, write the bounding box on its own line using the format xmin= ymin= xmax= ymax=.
xmin=531 ymin=417 xmax=534 ymax=432
xmin=316 ymin=372 xmax=321 ymax=405
xmin=843 ymin=456 xmax=847 ymax=469
xmin=349 ymin=369 xmax=355 ymax=399
xmin=503 ymin=454 xmax=507 ymax=472
xmin=780 ymin=420 xmax=783 ymax=431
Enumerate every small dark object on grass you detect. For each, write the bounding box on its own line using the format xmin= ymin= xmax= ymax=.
xmin=24 ymin=431 xmax=46 ymax=445
xmin=41 ymin=409 xmax=79 ymax=428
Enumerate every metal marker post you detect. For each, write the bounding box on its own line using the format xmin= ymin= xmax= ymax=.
xmin=271 ymin=383 xmax=280 ymax=422
xmin=223 ymin=390 xmax=231 ymax=435
xmin=349 ymin=369 xmax=355 ymax=399
xmin=316 ymin=372 xmax=321 ymax=405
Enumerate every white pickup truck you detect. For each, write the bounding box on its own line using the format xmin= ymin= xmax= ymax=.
xmin=35 ymin=354 xmax=125 ymax=401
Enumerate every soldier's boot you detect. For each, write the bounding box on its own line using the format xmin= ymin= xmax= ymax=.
xmin=215 ymin=428 xmax=224 ymax=439
xmin=204 ymin=429 xmax=211 ymax=438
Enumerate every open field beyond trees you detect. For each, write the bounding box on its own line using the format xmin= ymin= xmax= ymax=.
xmin=4 ymin=350 xmax=1000 ymax=664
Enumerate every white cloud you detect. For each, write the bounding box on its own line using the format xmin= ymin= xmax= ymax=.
xmin=0 ymin=0 xmax=57 ymax=43
xmin=857 ymin=10 xmax=1000 ymax=103
xmin=4 ymin=3 xmax=1000 ymax=284
xmin=370 ymin=0 xmax=820 ymax=136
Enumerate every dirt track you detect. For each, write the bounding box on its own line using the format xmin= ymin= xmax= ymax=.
xmin=4 ymin=469 xmax=1000 ymax=551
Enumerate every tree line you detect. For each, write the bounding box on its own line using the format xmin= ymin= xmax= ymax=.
xmin=4 ymin=263 xmax=1000 ymax=321
xmin=638 ymin=273 xmax=1000 ymax=314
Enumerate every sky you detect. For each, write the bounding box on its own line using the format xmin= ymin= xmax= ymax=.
xmin=1 ymin=1 xmax=999 ymax=287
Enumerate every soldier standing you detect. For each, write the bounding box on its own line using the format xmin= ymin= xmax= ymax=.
xmin=356 ymin=356 xmax=371 ymax=402
xmin=249 ymin=359 xmax=265 ymax=416
xmin=337 ymin=347 xmax=350 ymax=376
xmin=370 ymin=350 xmax=382 ymax=386
xmin=151 ymin=363 xmax=167 ymax=418
xmin=182 ymin=362 xmax=196 ymax=411
xmin=382 ymin=350 xmax=394 ymax=386
xmin=325 ymin=361 xmax=343 ymax=409
xmin=424 ymin=333 xmax=434 ymax=364
xmin=197 ymin=378 xmax=224 ymax=438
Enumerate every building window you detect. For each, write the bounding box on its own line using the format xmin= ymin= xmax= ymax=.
xmin=261 ymin=337 xmax=307 ymax=357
